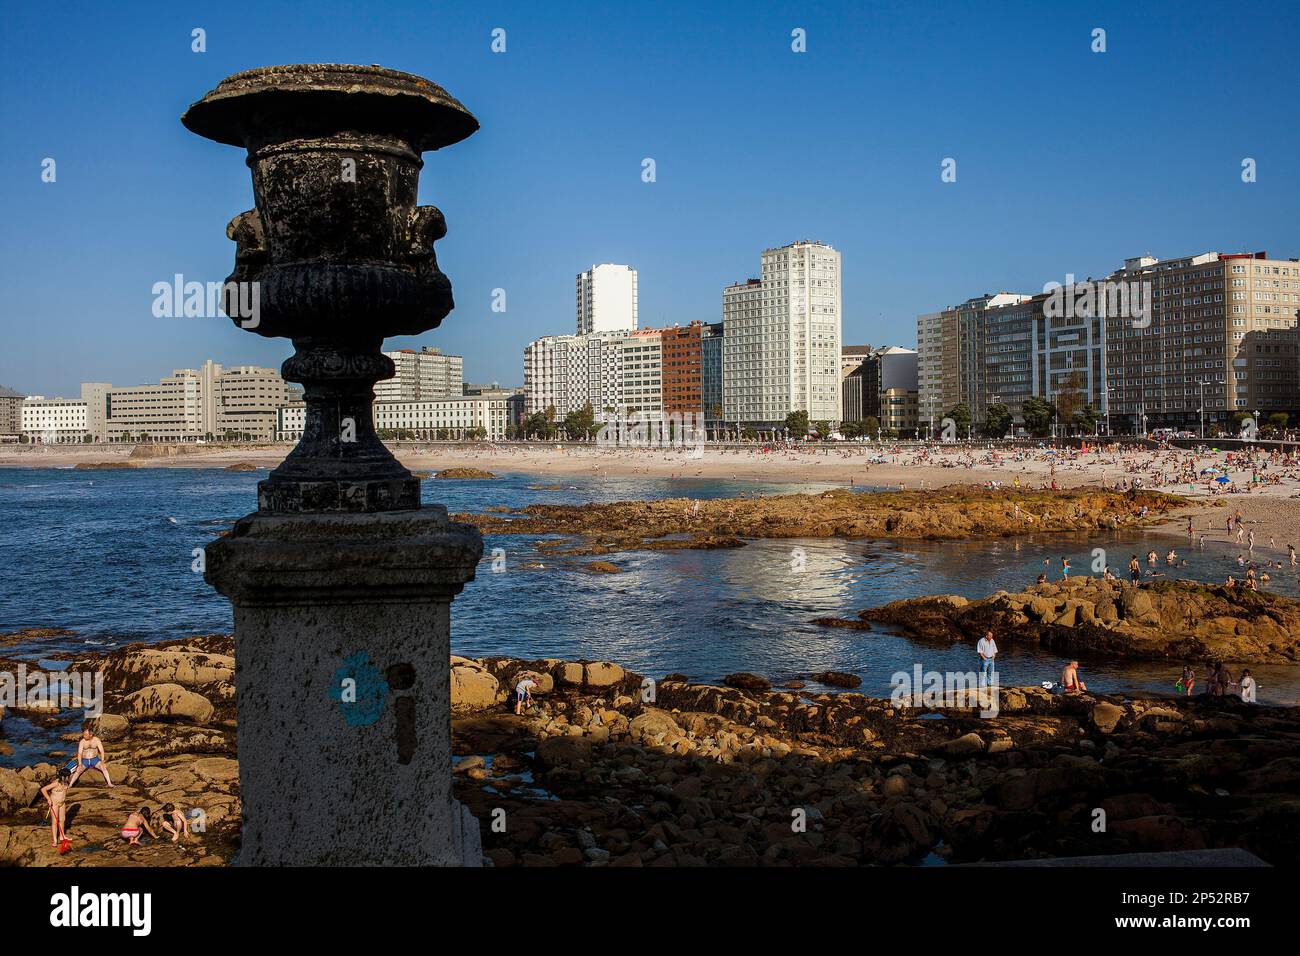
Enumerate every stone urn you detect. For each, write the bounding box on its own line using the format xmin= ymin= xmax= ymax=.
xmin=182 ymin=63 xmax=478 ymax=513
xmin=185 ymin=65 xmax=484 ymax=866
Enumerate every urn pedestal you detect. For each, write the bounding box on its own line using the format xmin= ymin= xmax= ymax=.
xmin=184 ymin=64 xmax=484 ymax=865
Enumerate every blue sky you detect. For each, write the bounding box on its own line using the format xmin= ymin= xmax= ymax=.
xmin=2 ymin=0 xmax=1296 ymax=396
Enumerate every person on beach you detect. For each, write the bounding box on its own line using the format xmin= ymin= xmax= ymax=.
xmin=976 ymin=631 xmax=998 ymax=683
xmin=1060 ymin=557 xmax=1071 ymax=579
xmin=1060 ymin=660 xmax=1087 ymax=694
xmin=1238 ymin=669 xmax=1257 ymax=703
xmin=1290 ymin=544 xmax=1297 ymax=568
xmin=40 ymin=769 xmax=71 ymax=849
xmin=67 ymin=726 xmax=113 ymax=788
xmin=1175 ymin=665 xmax=1196 ymax=696
xmin=1128 ymin=555 xmax=1141 ymax=583
xmin=120 ymin=807 xmax=157 ymax=845
xmin=160 ymin=803 xmax=190 ymax=842
xmin=514 ymin=675 xmax=538 ymax=715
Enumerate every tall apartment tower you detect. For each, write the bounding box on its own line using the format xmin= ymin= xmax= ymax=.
xmin=722 ymin=240 xmax=842 ymax=428
xmin=576 ymin=264 xmax=638 ymax=335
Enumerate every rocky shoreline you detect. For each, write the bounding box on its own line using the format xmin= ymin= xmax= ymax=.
xmin=815 ymin=578 xmax=1300 ymax=664
xmin=454 ymin=486 xmax=1185 ymax=556
xmin=3 ymin=635 xmax=1298 ymax=866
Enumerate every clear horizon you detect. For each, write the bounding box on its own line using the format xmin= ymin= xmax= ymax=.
xmin=2 ymin=0 xmax=1297 ymax=397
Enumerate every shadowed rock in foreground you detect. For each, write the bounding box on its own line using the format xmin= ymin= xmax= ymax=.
xmin=454 ymin=486 xmax=1185 ymax=556
xmin=5 ymin=636 xmax=1298 ymax=866
xmin=816 ymin=578 xmax=1300 ymax=664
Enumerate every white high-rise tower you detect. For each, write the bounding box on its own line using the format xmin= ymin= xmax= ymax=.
xmin=723 ymin=241 xmax=842 ymax=427
xmin=576 ymin=263 xmax=638 ymax=335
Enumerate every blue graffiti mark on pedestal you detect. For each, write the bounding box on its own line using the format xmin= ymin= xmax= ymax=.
xmin=330 ymin=651 xmax=389 ymax=726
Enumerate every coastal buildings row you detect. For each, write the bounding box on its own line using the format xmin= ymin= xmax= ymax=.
xmin=2 ymin=346 xmax=526 ymax=444
xmin=275 ymin=388 xmax=524 ymax=442
xmin=14 ymin=363 xmax=294 ymax=444
xmin=918 ymin=251 xmax=1300 ymax=433
xmin=524 ymin=242 xmax=846 ymax=431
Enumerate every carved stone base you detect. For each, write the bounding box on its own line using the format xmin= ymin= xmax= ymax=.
xmin=205 ymin=507 xmax=483 ymax=865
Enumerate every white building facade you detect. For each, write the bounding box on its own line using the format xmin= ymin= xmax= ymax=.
xmin=21 ymin=397 xmax=90 ymax=443
xmin=723 ymin=241 xmax=843 ymax=428
xmin=576 ymin=264 xmax=638 ymax=335
xmin=278 ymin=395 xmax=519 ymax=442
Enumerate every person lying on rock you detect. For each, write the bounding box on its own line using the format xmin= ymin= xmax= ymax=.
xmin=40 ymin=768 xmax=71 ymax=849
xmin=67 ymin=727 xmax=114 ymax=789
xmin=161 ymin=803 xmax=190 ymax=842
xmin=1060 ymin=660 xmax=1087 ymax=694
xmin=120 ymin=807 xmax=158 ymax=846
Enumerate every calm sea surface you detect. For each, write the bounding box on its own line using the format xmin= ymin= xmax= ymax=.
xmin=2 ymin=467 xmax=1297 ymax=708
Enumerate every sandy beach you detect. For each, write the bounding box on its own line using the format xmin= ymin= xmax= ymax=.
xmin=7 ymin=440 xmax=1300 ymax=546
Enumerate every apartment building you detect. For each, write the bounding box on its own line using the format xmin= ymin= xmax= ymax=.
xmin=1103 ymin=251 xmax=1300 ymax=431
xmin=723 ymin=241 xmax=842 ymax=428
xmin=701 ymin=322 xmax=724 ymax=426
xmin=0 ymin=385 xmax=24 ymax=440
xmin=576 ymin=264 xmax=638 ymax=335
xmin=660 ymin=322 xmax=706 ymax=418
xmin=375 ymin=347 xmax=463 ymax=403
xmin=523 ymin=328 xmax=665 ymax=422
xmin=103 ymin=360 xmax=290 ymax=441
xmin=842 ymin=346 xmax=920 ymax=433
xmin=918 ymin=250 xmax=1300 ymax=434
xmin=103 ymin=363 xmax=216 ymax=441
xmin=215 ymin=365 xmax=292 ymax=441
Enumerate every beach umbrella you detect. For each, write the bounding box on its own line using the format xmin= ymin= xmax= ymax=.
xmin=1215 ymin=475 xmax=1231 ymax=484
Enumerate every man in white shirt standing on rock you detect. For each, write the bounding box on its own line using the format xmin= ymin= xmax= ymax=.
xmin=977 ymin=631 xmax=998 ymax=685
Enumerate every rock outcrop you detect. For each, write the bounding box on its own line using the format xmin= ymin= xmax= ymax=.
xmin=454 ymin=486 xmax=1182 ymax=556
xmin=820 ymin=578 xmax=1300 ymax=663
xmin=5 ymin=635 xmax=1297 ymax=868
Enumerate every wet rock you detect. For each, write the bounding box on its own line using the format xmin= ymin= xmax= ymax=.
xmin=809 ymin=671 xmax=861 ymax=688
xmin=724 ymin=673 xmax=770 ymax=691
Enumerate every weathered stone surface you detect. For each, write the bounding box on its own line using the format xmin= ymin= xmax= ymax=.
xmin=451 ymin=659 xmax=503 ymax=715
xmin=123 ymin=684 xmax=214 ymax=724
xmin=845 ymin=578 xmax=1300 ymax=663
xmin=455 ymin=487 xmax=1183 ymax=556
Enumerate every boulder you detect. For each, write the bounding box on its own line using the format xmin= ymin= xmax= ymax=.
xmin=0 ymin=767 xmax=39 ymax=816
xmin=536 ymin=736 xmax=593 ymax=771
xmin=724 ymin=672 xmax=770 ymax=691
xmin=100 ymin=649 xmax=234 ymax=692
xmin=810 ymin=671 xmax=862 ymax=688
xmin=1091 ymin=701 xmax=1125 ymax=734
xmin=122 ymin=683 xmax=214 ymax=724
xmin=628 ymin=709 xmax=685 ymax=745
xmin=450 ymin=660 xmax=503 ymax=715
xmin=91 ymin=713 xmax=130 ymax=740
xmin=941 ymin=732 xmax=986 ymax=755
xmin=551 ymin=662 xmax=585 ymax=687
xmin=583 ymin=662 xmax=625 ymax=688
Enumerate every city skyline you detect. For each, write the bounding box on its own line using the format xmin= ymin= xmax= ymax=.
xmin=4 ymin=0 xmax=1297 ymax=398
